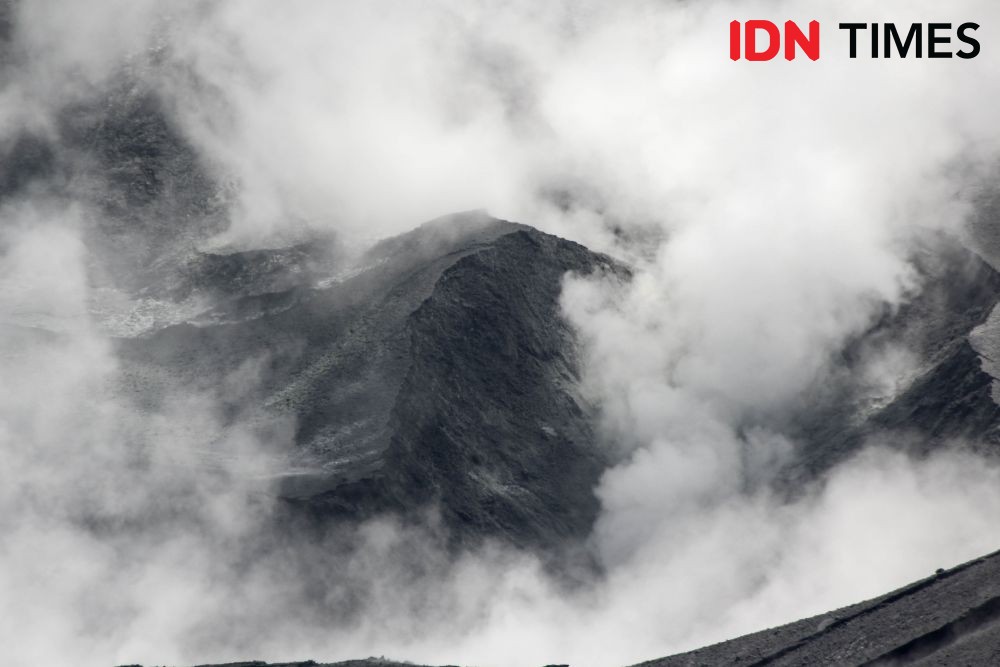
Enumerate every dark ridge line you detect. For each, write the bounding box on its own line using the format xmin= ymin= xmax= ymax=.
xmin=862 ymin=595 xmax=1000 ymax=666
xmin=739 ymin=549 xmax=1000 ymax=666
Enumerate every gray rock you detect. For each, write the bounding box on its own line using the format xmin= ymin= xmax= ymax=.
xmin=117 ymin=212 xmax=624 ymax=552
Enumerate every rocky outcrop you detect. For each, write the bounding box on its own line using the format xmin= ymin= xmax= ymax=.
xmin=117 ymin=213 xmax=622 ymax=552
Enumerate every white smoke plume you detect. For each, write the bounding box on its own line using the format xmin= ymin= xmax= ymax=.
xmin=3 ymin=1 xmax=1000 ymax=666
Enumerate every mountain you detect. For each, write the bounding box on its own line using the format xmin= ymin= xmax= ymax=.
xmin=110 ymin=217 xmax=1000 ymax=667
xmin=0 ymin=59 xmax=625 ymax=553
xmin=116 ymin=212 xmax=623 ymax=553
xmin=8 ymin=37 xmax=1000 ymax=666
xmin=782 ymin=239 xmax=1000 ymax=485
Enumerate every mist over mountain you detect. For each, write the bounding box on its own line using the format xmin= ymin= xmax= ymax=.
xmin=5 ymin=2 xmax=1000 ymax=667
xmin=116 ymin=212 xmax=622 ymax=554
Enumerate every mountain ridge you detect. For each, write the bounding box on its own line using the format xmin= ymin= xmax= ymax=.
xmin=116 ymin=213 xmax=625 ymax=552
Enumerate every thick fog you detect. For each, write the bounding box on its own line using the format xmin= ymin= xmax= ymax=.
xmin=4 ymin=1 xmax=1000 ymax=666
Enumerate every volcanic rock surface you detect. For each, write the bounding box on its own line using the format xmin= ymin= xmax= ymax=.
xmin=115 ymin=212 xmax=621 ymax=552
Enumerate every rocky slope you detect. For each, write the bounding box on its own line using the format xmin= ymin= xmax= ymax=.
xmin=783 ymin=239 xmax=1000 ymax=483
xmin=0 ymin=29 xmax=621 ymax=553
xmin=116 ymin=212 xmax=622 ymax=552
xmin=638 ymin=548 xmax=1000 ymax=667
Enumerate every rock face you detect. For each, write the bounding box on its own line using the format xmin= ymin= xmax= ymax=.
xmin=301 ymin=221 xmax=620 ymax=548
xmin=117 ymin=212 xmax=621 ymax=551
xmin=783 ymin=239 xmax=1000 ymax=484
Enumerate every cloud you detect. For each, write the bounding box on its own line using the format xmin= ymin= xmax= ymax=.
xmin=3 ymin=1 xmax=1000 ymax=666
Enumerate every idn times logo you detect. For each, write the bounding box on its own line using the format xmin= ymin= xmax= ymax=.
xmin=730 ymin=21 xmax=981 ymax=61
